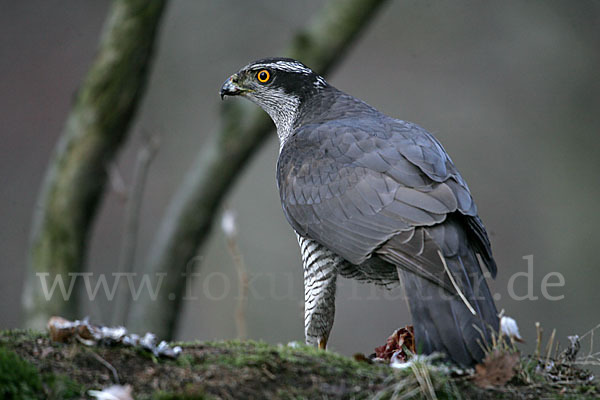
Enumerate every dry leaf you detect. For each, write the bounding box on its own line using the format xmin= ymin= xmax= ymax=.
xmin=47 ymin=316 xmax=77 ymax=342
xmin=473 ymin=349 xmax=520 ymax=388
xmin=374 ymin=326 xmax=415 ymax=362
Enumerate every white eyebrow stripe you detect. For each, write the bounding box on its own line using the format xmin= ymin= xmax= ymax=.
xmin=246 ymin=60 xmax=314 ymax=75
xmin=241 ymin=60 xmax=328 ymax=88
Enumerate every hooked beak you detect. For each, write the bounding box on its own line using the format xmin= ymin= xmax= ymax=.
xmin=220 ymin=74 xmax=245 ymax=100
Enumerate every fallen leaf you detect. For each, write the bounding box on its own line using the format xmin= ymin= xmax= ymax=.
xmin=47 ymin=316 xmax=77 ymax=342
xmin=374 ymin=326 xmax=415 ymax=362
xmin=473 ymin=350 xmax=520 ymax=388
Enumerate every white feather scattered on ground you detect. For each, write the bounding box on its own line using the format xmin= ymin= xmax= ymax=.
xmin=88 ymin=384 xmax=133 ymax=400
xmin=500 ymin=316 xmax=524 ymax=342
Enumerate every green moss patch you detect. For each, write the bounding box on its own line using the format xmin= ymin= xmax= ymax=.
xmin=0 ymin=344 xmax=83 ymax=399
xmin=0 ymin=330 xmax=597 ymax=399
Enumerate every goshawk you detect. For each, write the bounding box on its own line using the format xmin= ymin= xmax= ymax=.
xmin=220 ymin=58 xmax=499 ymax=366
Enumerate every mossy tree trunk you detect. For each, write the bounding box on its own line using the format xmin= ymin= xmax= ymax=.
xmin=24 ymin=0 xmax=167 ymax=328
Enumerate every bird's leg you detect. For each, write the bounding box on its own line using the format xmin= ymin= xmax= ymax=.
xmin=318 ymin=336 xmax=328 ymax=350
xmin=303 ymin=260 xmax=337 ymax=350
xmin=298 ymin=236 xmax=340 ymax=350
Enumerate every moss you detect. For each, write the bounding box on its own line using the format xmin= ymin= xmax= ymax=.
xmin=0 ymin=346 xmax=83 ymax=400
xmin=204 ymin=339 xmax=379 ymax=373
xmin=0 ymin=329 xmax=46 ymax=344
xmin=0 ymin=347 xmax=43 ymax=399
xmin=42 ymin=373 xmax=85 ymax=400
xmin=198 ymin=339 xmax=388 ymax=391
xmin=161 ymin=339 xmax=390 ymax=398
xmin=174 ymin=353 xmax=195 ymax=368
xmin=1 ymin=330 xmax=598 ymax=399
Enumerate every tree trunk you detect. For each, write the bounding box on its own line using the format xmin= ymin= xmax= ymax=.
xmin=24 ymin=0 xmax=167 ymax=328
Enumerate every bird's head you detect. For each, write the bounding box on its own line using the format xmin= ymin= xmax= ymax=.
xmin=220 ymin=57 xmax=328 ymax=141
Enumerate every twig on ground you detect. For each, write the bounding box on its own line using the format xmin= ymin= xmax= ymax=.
xmin=87 ymin=349 xmax=120 ymax=384
xmin=535 ymin=322 xmax=543 ymax=360
xmin=575 ymin=323 xmax=600 ymax=366
xmin=545 ymin=328 xmax=556 ymax=369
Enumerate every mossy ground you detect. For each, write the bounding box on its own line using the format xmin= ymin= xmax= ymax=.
xmin=0 ymin=330 xmax=597 ymax=399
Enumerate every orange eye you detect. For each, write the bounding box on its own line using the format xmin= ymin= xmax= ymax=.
xmin=257 ymin=69 xmax=270 ymax=83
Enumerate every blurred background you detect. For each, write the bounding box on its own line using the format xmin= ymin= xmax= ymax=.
xmin=1 ymin=0 xmax=599 ymax=360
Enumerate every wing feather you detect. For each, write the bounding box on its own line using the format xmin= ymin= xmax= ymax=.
xmin=278 ymin=115 xmax=495 ymax=280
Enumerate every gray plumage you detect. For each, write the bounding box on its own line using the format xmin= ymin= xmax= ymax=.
xmin=221 ymin=57 xmax=499 ymax=366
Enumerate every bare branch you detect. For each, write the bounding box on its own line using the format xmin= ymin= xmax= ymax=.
xmin=112 ymin=131 xmax=161 ymax=326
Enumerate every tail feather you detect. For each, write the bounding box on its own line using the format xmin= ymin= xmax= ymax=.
xmin=398 ymin=251 xmax=499 ymax=366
